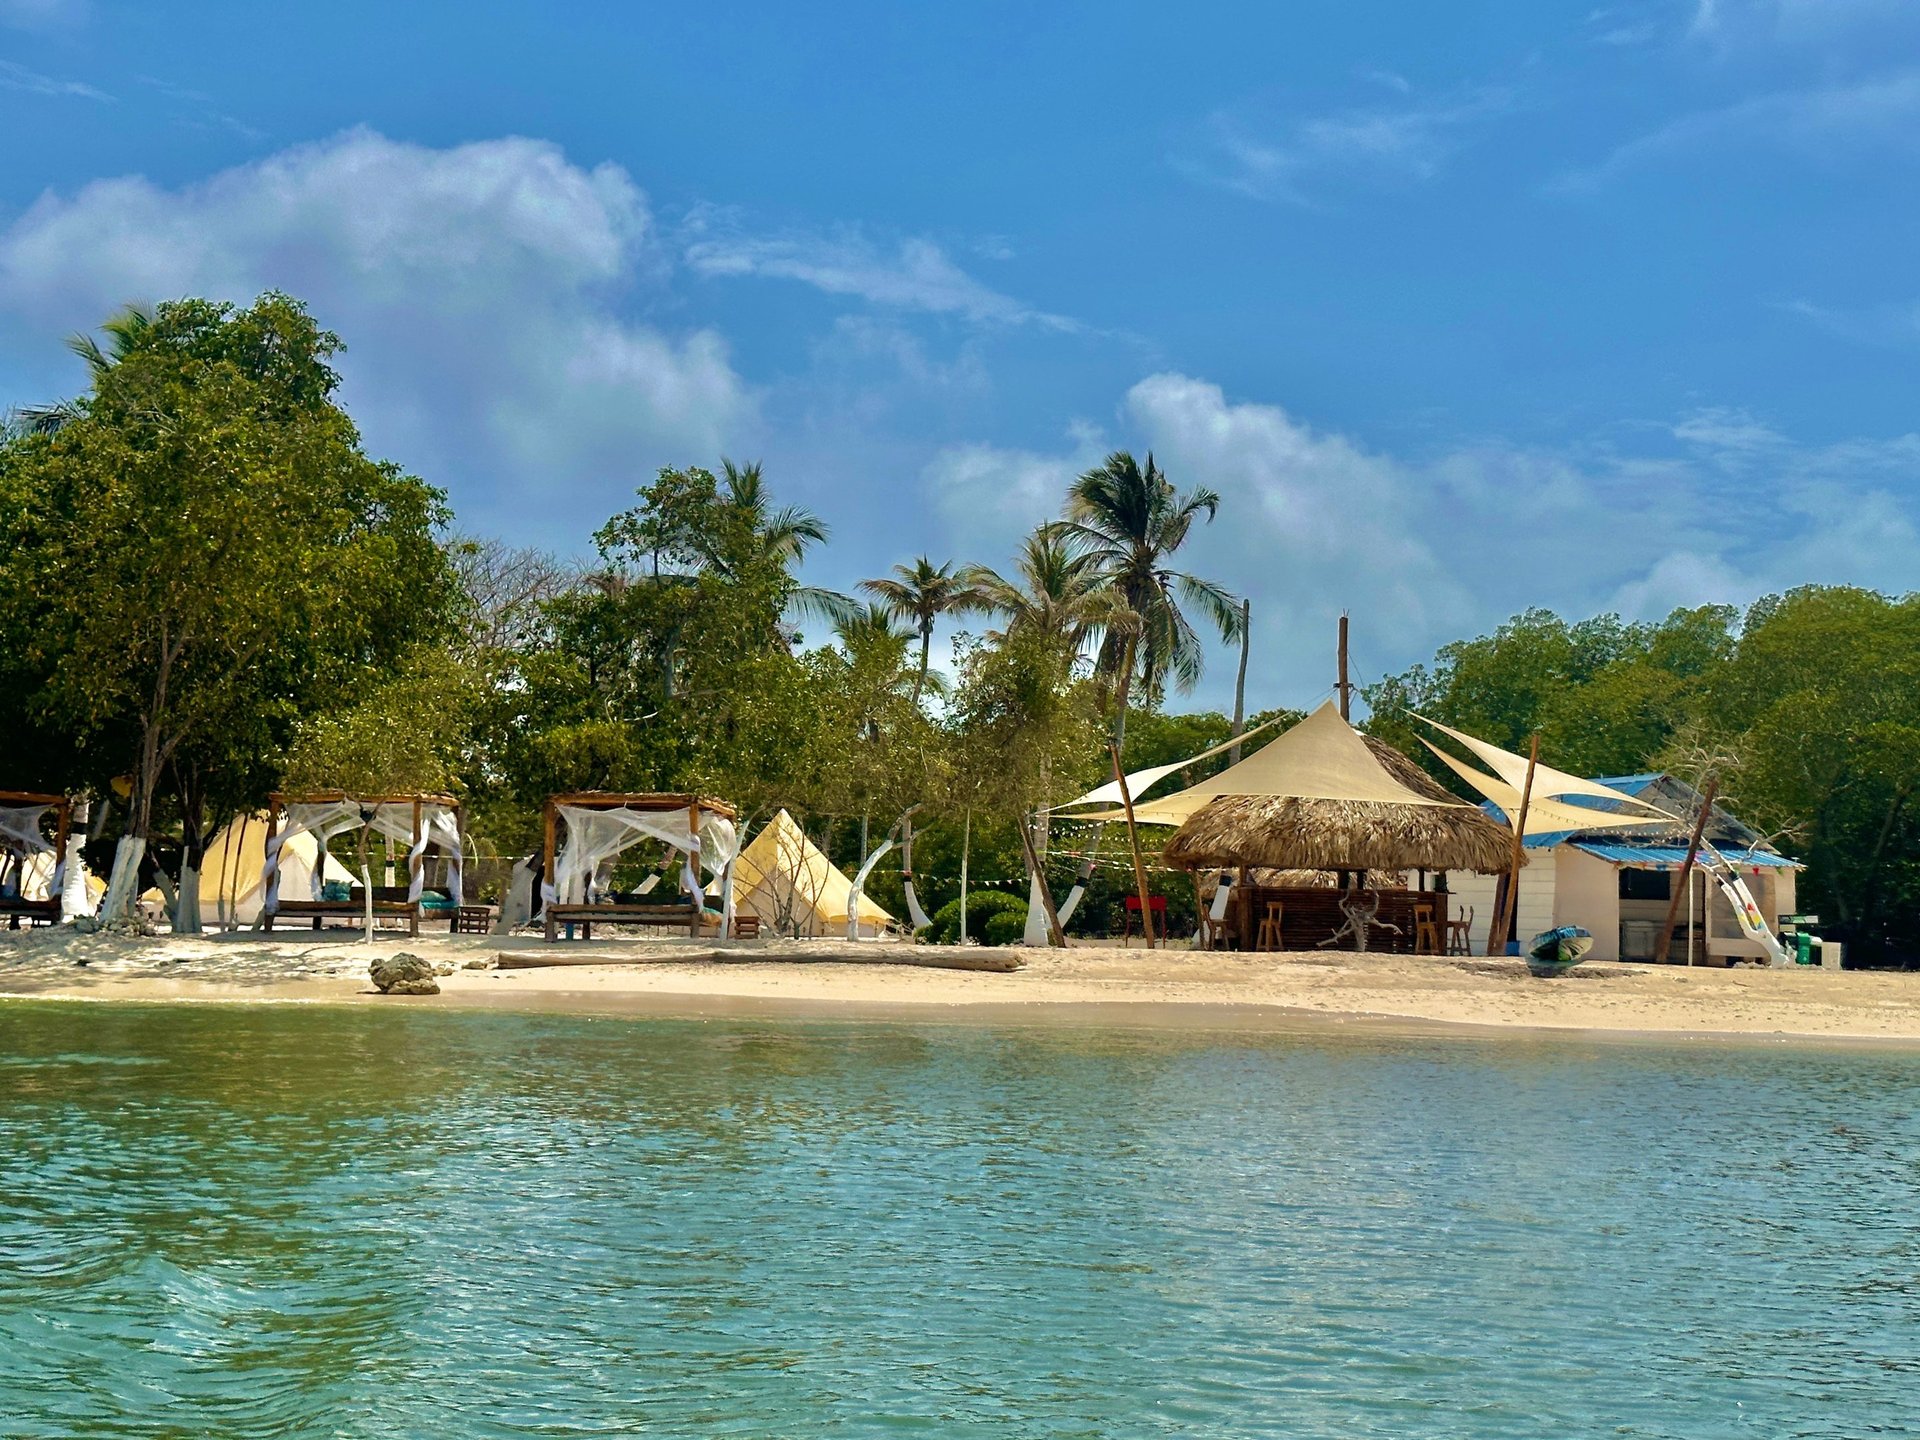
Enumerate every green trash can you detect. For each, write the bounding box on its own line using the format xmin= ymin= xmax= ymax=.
xmin=1794 ymin=931 xmax=1816 ymax=965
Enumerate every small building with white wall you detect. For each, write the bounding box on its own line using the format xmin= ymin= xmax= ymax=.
xmin=1444 ymin=773 xmax=1799 ymax=965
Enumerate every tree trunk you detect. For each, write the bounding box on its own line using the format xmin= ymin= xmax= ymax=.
xmin=171 ymin=771 xmax=207 ymax=936
xmin=914 ymin=623 xmax=932 ymax=704
xmin=59 ymin=794 xmax=96 ymax=922
xmin=1111 ymin=636 xmax=1136 ymax=751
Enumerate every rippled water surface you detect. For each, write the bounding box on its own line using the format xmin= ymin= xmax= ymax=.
xmin=1 ymin=1004 xmax=1916 ymax=1438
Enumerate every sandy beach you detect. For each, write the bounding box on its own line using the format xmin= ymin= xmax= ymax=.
xmin=3 ymin=926 xmax=1918 ymax=1045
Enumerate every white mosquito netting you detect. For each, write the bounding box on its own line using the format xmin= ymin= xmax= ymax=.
xmin=261 ymin=799 xmax=463 ymax=909
xmin=544 ymin=804 xmax=739 ymax=930
xmin=0 ymin=802 xmax=61 ymax=904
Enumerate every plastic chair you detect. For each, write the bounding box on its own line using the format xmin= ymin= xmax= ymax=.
xmin=1121 ymin=893 xmax=1167 ymax=945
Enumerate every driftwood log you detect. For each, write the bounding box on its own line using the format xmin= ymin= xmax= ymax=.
xmin=494 ymin=946 xmax=1025 ymax=973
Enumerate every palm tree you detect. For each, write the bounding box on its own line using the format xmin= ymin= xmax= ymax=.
xmin=858 ymin=556 xmax=992 ymax=703
xmin=833 ymin=601 xmax=914 ymax=653
xmin=965 ymin=528 xmax=1133 ymax=656
xmin=14 ymin=303 xmax=154 ymax=433
xmin=1053 ymin=450 xmax=1245 ymax=746
xmin=714 ymin=459 xmax=857 ymax=628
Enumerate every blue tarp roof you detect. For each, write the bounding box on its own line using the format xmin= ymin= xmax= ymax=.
xmin=1570 ymin=841 xmax=1800 ymax=870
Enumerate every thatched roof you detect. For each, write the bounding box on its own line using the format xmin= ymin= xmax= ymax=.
xmin=1163 ymin=737 xmax=1519 ymax=875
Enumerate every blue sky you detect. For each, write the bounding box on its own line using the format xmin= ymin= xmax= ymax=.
xmin=3 ymin=0 xmax=1918 ymax=709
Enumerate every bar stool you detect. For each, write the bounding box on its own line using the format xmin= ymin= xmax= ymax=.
xmin=1255 ymin=901 xmax=1284 ymax=951
xmin=1446 ymin=906 xmax=1474 ymax=955
xmin=1413 ymin=904 xmax=1442 ymax=955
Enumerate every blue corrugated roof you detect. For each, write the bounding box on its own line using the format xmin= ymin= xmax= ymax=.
xmin=1571 ymin=841 xmax=1800 ymax=869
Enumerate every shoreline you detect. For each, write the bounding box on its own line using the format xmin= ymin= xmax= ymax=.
xmin=5 ymin=929 xmax=1920 ymax=1049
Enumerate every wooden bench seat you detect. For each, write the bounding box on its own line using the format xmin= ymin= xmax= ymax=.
xmin=266 ymin=898 xmax=422 ymax=938
xmin=2 ymin=898 xmax=59 ymax=930
xmin=545 ymin=902 xmax=701 ymax=941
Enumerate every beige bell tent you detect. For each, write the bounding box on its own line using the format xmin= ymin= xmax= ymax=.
xmin=197 ymin=813 xmax=354 ymax=930
xmin=730 ymin=809 xmax=893 ymax=938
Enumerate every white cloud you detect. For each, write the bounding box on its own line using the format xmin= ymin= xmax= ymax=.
xmin=684 ymin=217 xmax=1076 ymax=330
xmin=0 ymin=0 xmax=87 ymax=32
xmin=1185 ymin=89 xmax=1507 ymax=206
xmin=924 ymin=375 xmax=1920 ymax=707
xmin=1557 ymin=68 xmax=1920 ymax=191
xmin=921 ymin=422 xmax=1105 ymax=554
xmin=0 ymin=128 xmax=753 ymax=540
xmin=0 ymin=57 xmax=108 ymax=100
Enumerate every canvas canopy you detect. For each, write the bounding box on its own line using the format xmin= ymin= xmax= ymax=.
xmin=730 ymin=809 xmax=893 ymax=938
xmin=545 ymin=801 xmax=739 ymax=913
xmin=1079 ymin=701 xmax=1458 ymax=826
xmin=1413 ymin=717 xmax=1675 ymax=840
xmin=262 ymin=796 xmax=463 ymax=910
xmin=199 ymin=813 xmax=354 ymax=929
xmin=1054 ymin=712 xmax=1290 ymax=812
xmin=0 ymin=801 xmax=61 ymax=902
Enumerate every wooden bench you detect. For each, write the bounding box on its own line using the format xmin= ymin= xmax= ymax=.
xmin=545 ymin=902 xmax=701 ymax=941
xmin=266 ymin=898 xmax=422 ymax=937
xmin=2 ymin=898 xmax=59 ymax=930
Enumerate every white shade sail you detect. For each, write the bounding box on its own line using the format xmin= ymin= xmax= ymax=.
xmin=1418 ymin=739 xmax=1668 ymax=840
xmin=1053 ymin=711 xmax=1290 ymax=812
xmin=1414 ymin=715 xmax=1674 ymax=818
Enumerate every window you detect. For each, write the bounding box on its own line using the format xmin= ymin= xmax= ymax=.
xmin=1619 ymin=868 xmax=1671 ymax=901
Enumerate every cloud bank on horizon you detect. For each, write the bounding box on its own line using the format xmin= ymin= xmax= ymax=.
xmin=1 ymin=1 xmax=1917 ymax=709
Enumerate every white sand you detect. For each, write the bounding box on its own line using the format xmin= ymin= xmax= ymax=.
xmin=4 ymin=925 xmax=1919 ymax=1045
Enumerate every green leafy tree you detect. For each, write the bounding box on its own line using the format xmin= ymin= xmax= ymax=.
xmin=0 ymin=294 xmax=453 ymax=924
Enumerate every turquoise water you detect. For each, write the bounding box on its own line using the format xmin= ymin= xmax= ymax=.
xmin=0 ymin=1005 xmax=1915 ymax=1438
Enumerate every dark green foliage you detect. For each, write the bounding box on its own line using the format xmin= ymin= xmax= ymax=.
xmin=927 ymin=890 xmax=1025 ymax=945
xmin=982 ymin=909 xmax=1028 ymax=946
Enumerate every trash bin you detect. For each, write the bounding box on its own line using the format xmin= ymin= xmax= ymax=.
xmin=1794 ymin=931 xmax=1816 ymax=965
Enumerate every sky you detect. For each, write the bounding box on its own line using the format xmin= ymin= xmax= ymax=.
xmin=3 ymin=0 xmax=1918 ymax=711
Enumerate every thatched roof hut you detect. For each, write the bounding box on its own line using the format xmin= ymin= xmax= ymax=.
xmin=1163 ymin=735 xmax=1518 ymax=876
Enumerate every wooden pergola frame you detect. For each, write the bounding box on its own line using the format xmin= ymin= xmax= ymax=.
xmin=542 ymin=792 xmax=737 ymax=942
xmin=262 ymin=790 xmax=464 ymax=938
xmin=0 ymin=790 xmax=70 ymax=930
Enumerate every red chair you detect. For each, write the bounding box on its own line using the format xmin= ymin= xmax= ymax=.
xmin=1121 ymin=893 xmax=1168 ymax=945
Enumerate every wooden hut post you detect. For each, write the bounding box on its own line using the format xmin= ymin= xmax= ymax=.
xmin=262 ymin=795 xmax=282 ymax=933
xmin=1487 ymin=734 xmax=1539 ymax=956
xmin=542 ymin=799 xmax=558 ymax=942
xmin=1110 ymin=743 xmax=1155 ymax=949
xmin=51 ymin=798 xmax=70 ymax=908
xmin=1653 ymin=776 xmax=1718 ymax=966
xmin=687 ymin=798 xmax=702 ymax=939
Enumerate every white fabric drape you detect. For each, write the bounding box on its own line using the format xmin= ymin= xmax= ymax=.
xmin=0 ymin=803 xmax=61 ymax=903
xmin=261 ymin=799 xmax=462 ymax=910
xmin=545 ymin=806 xmax=739 ymax=908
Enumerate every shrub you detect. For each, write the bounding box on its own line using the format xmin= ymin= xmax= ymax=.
xmin=982 ymin=909 xmax=1028 ymax=947
xmin=927 ymin=889 xmax=1025 ymax=944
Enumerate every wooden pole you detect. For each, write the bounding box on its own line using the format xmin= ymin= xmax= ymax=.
xmin=1486 ymin=733 xmax=1539 ymax=956
xmin=687 ymin=799 xmax=702 ymax=938
xmin=1653 ymin=775 xmax=1717 ymax=965
xmin=959 ymin=809 xmax=970 ymax=943
xmin=542 ymin=798 xmax=558 ymax=941
xmin=1337 ymin=613 xmax=1353 ymax=721
xmin=1018 ymin=816 xmax=1067 ymax=947
xmin=1110 ymin=742 xmax=1155 ymax=949
xmin=1230 ymin=597 xmax=1252 ymax=764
